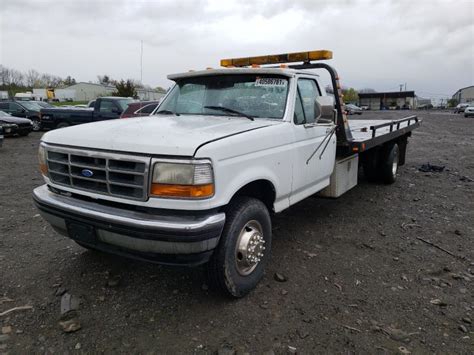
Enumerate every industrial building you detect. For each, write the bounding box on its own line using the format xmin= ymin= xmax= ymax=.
xmin=65 ymin=82 xmax=115 ymax=101
xmin=452 ymin=85 xmax=474 ymax=104
xmin=359 ymin=91 xmax=416 ymax=110
xmin=30 ymin=83 xmax=164 ymax=102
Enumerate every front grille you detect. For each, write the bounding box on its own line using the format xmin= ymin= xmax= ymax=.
xmin=45 ymin=146 xmax=151 ymax=201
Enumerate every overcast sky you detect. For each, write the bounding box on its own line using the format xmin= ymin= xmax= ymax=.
xmin=1 ymin=0 xmax=473 ymax=99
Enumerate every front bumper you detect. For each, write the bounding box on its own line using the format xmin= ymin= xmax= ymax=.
xmin=33 ymin=185 xmax=225 ymax=265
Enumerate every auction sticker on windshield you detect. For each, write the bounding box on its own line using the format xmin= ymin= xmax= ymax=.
xmin=255 ymin=77 xmax=287 ymax=87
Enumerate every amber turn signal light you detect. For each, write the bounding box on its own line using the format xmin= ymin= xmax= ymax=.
xmin=150 ymin=183 xmax=214 ymax=199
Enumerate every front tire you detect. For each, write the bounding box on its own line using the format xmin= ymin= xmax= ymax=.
xmin=31 ymin=118 xmax=41 ymax=132
xmin=207 ymin=197 xmax=272 ymax=298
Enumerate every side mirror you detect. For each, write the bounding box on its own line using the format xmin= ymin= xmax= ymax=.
xmin=316 ymin=96 xmax=335 ymax=123
xmin=314 ymin=100 xmax=322 ymax=121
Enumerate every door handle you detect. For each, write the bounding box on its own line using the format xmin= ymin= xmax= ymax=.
xmin=304 ymin=123 xmax=316 ymax=129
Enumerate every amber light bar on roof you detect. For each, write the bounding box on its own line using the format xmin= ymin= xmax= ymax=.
xmin=220 ymin=50 xmax=333 ymax=67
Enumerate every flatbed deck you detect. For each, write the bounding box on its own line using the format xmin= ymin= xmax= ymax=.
xmin=346 ymin=115 xmax=421 ymax=152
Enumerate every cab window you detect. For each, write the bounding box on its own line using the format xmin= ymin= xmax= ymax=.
xmin=297 ymin=79 xmax=320 ymax=124
xmin=99 ymin=100 xmax=116 ymax=113
xmin=9 ymin=103 xmax=22 ymax=113
xmin=137 ymin=103 xmax=158 ymax=114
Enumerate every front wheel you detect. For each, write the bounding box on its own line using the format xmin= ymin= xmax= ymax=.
xmin=207 ymin=197 xmax=272 ymax=298
xmin=31 ymin=118 xmax=41 ymax=132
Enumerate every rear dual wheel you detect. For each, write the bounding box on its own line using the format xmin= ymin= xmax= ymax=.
xmin=207 ymin=197 xmax=272 ymax=298
xmin=363 ymin=143 xmax=399 ymax=184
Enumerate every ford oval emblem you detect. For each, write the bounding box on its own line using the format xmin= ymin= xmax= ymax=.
xmin=81 ymin=169 xmax=94 ymax=178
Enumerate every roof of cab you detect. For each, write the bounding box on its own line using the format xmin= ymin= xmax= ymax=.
xmin=167 ymin=67 xmax=318 ymax=81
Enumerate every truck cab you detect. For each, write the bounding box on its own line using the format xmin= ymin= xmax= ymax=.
xmin=33 ymin=50 xmax=420 ymax=297
xmin=39 ymin=97 xmax=134 ymax=129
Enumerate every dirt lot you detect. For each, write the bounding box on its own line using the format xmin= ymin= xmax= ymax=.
xmin=1 ymin=110 xmax=473 ymax=354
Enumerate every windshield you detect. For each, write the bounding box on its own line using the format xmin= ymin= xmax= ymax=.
xmin=36 ymin=102 xmax=53 ymax=108
xmin=19 ymin=101 xmax=42 ymax=110
xmin=158 ymin=74 xmax=289 ymax=119
xmin=116 ymin=99 xmax=135 ymax=111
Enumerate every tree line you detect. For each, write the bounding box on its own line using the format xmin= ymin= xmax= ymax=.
xmin=0 ymin=65 xmax=166 ymax=97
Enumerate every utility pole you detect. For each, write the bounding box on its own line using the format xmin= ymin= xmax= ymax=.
xmin=399 ymin=84 xmax=403 ymax=92
xmin=140 ymin=40 xmax=143 ymax=85
xmin=404 ymin=83 xmax=407 ymax=91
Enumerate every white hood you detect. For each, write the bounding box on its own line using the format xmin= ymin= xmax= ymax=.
xmin=41 ymin=115 xmax=279 ymax=156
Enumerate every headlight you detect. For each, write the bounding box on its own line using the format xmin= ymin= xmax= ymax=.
xmin=150 ymin=162 xmax=214 ymax=199
xmin=38 ymin=144 xmax=48 ymax=176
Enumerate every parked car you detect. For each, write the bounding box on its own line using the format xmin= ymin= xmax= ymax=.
xmin=121 ymin=101 xmax=160 ymax=118
xmin=464 ymin=106 xmax=474 ymax=118
xmin=360 ymin=105 xmax=369 ymax=110
xmin=0 ymin=111 xmax=33 ymax=136
xmin=454 ymin=103 xmax=469 ymax=113
xmin=0 ymin=122 xmax=18 ymax=139
xmin=0 ymin=101 xmax=42 ymax=131
xmin=345 ymin=103 xmax=362 ymax=115
xmin=39 ymin=97 xmax=135 ymax=129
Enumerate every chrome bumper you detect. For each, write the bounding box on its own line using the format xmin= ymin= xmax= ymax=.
xmin=33 ymin=185 xmax=225 ymax=265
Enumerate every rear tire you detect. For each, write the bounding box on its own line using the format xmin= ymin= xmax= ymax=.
xmin=207 ymin=197 xmax=272 ymax=298
xmin=379 ymin=143 xmax=399 ymax=184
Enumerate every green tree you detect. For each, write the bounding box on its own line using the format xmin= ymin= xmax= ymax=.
xmin=447 ymin=98 xmax=458 ymax=107
xmin=112 ymin=79 xmax=137 ymax=98
xmin=342 ymin=87 xmax=358 ymax=103
xmin=98 ymin=75 xmax=111 ymax=85
xmin=63 ymin=76 xmax=76 ymax=86
xmin=155 ymin=86 xmax=167 ymax=94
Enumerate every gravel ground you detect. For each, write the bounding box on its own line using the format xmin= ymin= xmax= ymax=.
xmin=1 ymin=110 xmax=473 ymax=354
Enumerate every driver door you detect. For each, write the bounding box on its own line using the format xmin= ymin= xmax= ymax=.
xmin=290 ymin=78 xmax=336 ymax=205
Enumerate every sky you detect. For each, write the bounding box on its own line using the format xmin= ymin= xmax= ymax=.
xmin=1 ymin=0 xmax=473 ymax=100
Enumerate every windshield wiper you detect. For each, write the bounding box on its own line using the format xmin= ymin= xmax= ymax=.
xmin=204 ymin=106 xmax=254 ymax=121
xmin=156 ymin=110 xmax=180 ymax=116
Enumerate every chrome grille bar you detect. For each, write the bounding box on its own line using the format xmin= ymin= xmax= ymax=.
xmin=45 ymin=145 xmax=151 ymax=201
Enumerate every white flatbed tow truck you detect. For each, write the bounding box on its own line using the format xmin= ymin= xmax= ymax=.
xmin=33 ymin=50 xmax=421 ymax=297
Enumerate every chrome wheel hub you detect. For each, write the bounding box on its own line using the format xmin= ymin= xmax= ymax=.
xmin=32 ymin=120 xmax=41 ymax=131
xmin=235 ymin=220 xmax=265 ymax=276
xmin=392 ymin=151 xmax=399 ymax=175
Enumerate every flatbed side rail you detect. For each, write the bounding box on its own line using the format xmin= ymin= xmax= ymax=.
xmin=370 ymin=116 xmax=418 ymax=138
